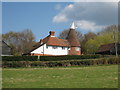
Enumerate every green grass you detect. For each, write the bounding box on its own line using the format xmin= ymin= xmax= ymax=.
xmin=2 ymin=65 xmax=118 ymax=88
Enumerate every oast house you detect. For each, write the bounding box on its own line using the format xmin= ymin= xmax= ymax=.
xmin=27 ymin=22 xmax=81 ymax=56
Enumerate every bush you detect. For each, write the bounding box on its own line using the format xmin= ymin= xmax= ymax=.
xmin=2 ymin=57 xmax=120 ymax=68
xmin=2 ymin=55 xmax=104 ymax=61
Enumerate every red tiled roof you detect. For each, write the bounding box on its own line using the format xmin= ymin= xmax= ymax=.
xmin=42 ymin=35 xmax=70 ymax=46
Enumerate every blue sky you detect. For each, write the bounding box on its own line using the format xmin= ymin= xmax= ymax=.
xmin=2 ymin=2 xmax=72 ymax=41
xmin=2 ymin=2 xmax=118 ymax=41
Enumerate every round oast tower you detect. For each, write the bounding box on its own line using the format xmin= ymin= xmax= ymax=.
xmin=67 ymin=22 xmax=81 ymax=55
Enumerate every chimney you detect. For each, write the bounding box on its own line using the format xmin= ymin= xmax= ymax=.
xmin=49 ymin=31 xmax=55 ymax=36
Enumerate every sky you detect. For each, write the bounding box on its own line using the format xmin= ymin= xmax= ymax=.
xmin=2 ymin=2 xmax=118 ymax=41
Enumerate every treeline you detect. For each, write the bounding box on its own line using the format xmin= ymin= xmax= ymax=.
xmin=59 ymin=25 xmax=119 ymax=54
xmin=2 ymin=29 xmax=36 ymax=55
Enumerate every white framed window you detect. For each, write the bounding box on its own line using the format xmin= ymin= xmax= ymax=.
xmin=76 ymin=47 xmax=79 ymax=51
xmin=52 ymin=46 xmax=58 ymax=49
xmin=46 ymin=45 xmax=49 ymax=49
xmin=62 ymin=47 xmax=65 ymax=50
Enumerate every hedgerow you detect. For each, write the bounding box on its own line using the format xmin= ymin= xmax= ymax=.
xmin=2 ymin=57 xmax=120 ymax=68
xmin=2 ymin=56 xmax=38 ymax=61
xmin=2 ymin=55 xmax=105 ymax=61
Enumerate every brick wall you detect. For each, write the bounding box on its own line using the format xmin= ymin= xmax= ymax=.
xmin=68 ymin=47 xmax=81 ymax=55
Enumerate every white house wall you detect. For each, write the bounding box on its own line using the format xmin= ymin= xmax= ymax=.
xmin=31 ymin=45 xmax=44 ymax=54
xmin=31 ymin=44 xmax=68 ymax=55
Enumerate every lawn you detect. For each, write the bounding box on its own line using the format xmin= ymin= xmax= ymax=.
xmin=2 ymin=65 xmax=118 ymax=88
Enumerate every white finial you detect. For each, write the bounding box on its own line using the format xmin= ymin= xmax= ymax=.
xmin=70 ymin=22 xmax=75 ymax=29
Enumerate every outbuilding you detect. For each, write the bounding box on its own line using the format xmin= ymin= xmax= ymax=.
xmin=96 ymin=43 xmax=120 ymax=55
xmin=1 ymin=40 xmax=12 ymax=56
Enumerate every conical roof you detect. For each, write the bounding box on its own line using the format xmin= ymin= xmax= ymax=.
xmin=67 ymin=23 xmax=80 ymax=47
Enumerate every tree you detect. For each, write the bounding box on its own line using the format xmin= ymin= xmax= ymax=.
xmin=84 ymin=39 xmax=99 ymax=54
xmin=2 ymin=29 xmax=36 ymax=55
xmin=19 ymin=29 xmax=36 ymax=54
xmin=84 ymin=25 xmax=119 ymax=54
xmin=81 ymin=32 xmax=97 ymax=54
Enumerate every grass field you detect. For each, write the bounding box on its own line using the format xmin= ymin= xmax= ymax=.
xmin=2 ymin=65 xmax=118 ymax=88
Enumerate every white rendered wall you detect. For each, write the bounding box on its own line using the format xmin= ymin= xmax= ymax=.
xmin=31 ymin=44 xmax=68 ymax=55
xmin=31 ymin=45 xmax=44 ymax=54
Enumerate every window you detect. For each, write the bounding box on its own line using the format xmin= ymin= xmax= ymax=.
xmin=68 ymin=47 xmax=70 ymax=50
xmin=52 ymin=46 xmax=58 ymax=49
xmin=76 ymin=47 xmax=79 ymax=51
xmin=62 ymin=47 xmax=65 ymax=50
xmin=46 ymin=45 xmax=49 ymax=49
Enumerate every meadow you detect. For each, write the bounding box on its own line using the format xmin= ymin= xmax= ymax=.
xmin=2 ymin=65 xmax=118 ymax=88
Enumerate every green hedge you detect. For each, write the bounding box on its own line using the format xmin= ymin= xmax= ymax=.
xmin=2 ymin=56 xmax=38 ymax=61
xmin=2 ymin=55 xmax=104 ymax=61
xmin=2 ymin=57 xmax=120 ymax=68
xmin=39 ymin=55 xmax=103 ymax=61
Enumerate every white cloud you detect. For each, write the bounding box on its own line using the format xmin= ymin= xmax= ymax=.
xmin=53 ymin=4 xmax=75 ymax=23
xmin=53 ymin=2 xmax=118 ymax=32
xmin=75 ymin=20 xmax=106 ymax=32
xmin=53 ymin=14 xmax=68 ymax=23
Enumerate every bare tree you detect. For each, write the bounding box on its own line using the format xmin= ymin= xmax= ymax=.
xmin=2 ymin=29 xmax=36 ymax=55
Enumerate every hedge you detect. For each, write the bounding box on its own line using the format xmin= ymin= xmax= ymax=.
xmin=2 ymin=56 xmax=38 ymax=61
xmin=2 ymin=55 xmax=105 ymax=61
xmin=2 ymin=57 xmax=120 ymax=68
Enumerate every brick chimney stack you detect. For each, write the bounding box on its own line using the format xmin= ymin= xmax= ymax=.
xmin=49 ymin=31 xmax=55 ymax=36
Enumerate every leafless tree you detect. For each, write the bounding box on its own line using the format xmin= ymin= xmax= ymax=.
xmin=2 ymin=29 xmax=36 ymax=55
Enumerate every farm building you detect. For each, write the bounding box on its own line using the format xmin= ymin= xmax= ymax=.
xmin=0 ymin=40 xmax=12 ymax=56
xmin=26 ymin=22 xmax=81 ymax=56
xmin=96 ymin=43 xmax=120 ymax=55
